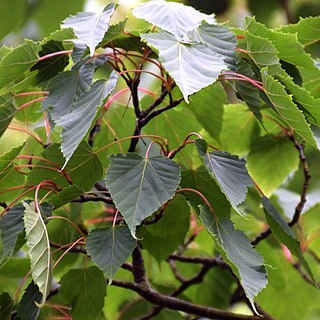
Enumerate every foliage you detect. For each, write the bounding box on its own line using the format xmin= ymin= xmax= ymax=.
xmin=0 ymin=1 xmax=319 ymax=320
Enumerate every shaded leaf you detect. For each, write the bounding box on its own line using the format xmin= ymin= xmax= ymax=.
xmin=247 ymin=135 xmax=299 ymax=197
xmin=31 ymin=40 xmax=69 ymax=83
xmin=26 ymin=142 xmax=103 ymax=192
xmin=141 ymin=31 xmax=226 ymax=102
xmin=196 ymin=139 xmax=252 ymax=212
xmin=86 ymin=226 xmax=136 ymax=280
xmin=42 ymin=63 xmax=95 ymax=121
xmin=0 ymin=40 xmax=38 ymax=89
xmin=0 ymin=292 xmax=12 ymax=320
xmin=50 ymin=184 xmax=84 ymax=209
xmin=62 ymin=3 xmax=115 ymax=56
xmin=17 ymin=281 xmax=42 ymax=320
xmin=139 ymin=195 xmax=190 ymax=262
xmin=261 ymin=69 xmax=317 ymax=147
xmin=133 ymin=0 xmax=215 ymax=39
xmin=0 ymin=100 xmax=16 ymax=138
xmin=59 ymin=267 xmax=106 ymax=320
xmin=106 ymin=154 xmax=180 ymax=237
xmin=58 ymin=73 xmax=118 ymax=163
xmin=23 ymin=202 xmax=52 ymax=306
xmin=200 ymin=205 xmax=267 ymax=311
xmin=261 ymin=196 xmax=314 ymax=281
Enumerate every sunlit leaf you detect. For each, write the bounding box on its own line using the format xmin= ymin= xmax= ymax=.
xmin=86 ymin=225 xmax=136 ymax=280
xmin=106 ymin=153 xmax=180 ymax=237
xmin=59 ymin=267 xmax=106 ymax=320
xmin=141 ymin=31 xmax=226 ymax=102
xmin=200 ymin=205 xmax=267 ymax=312
xmin=133 ymin=0 xmax=215 ymax=39
xmin=23 ymin=202 xmax=52 ymax=306
xmin=62 ymin=3 xmax=115 ymax=56
xmin=196 ymin=139 xmax=252 ymax=212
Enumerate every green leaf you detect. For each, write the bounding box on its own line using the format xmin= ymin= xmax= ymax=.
xmin=23 ymin=201 xmax=52 ymax=306
xmin=261 ymin=196 xmax=314 ymax=281
xmin=0 ymin=144 xmax=24 ymax=172
xmin=17 ymin=281 xmax=42 ymax=320
xmin=200 ymin=205 xmax=267 ymax=311
xmin=188 ymin=82 xmax=226 ymax=142
xmin=26 ymin=142 xmax=103 ymax=192
xmin=196 ymin=139 xmax=252 ymax=212
xmin=50 ymin=184 xmax=84 ymax=208
xmin=139 ymin=195 xmax=190 ymax=262
xmin=187 ymin=22 xmax=237 ymax=69
xmin=0 ymin=292 xmax=12 ymax=320
xmin=62 ymin=3 xmax=115 ymax=56
xmin=181 ymin=167 xmax=231 ymax=218
xmin=0 ymin=40 xmax=38 ymax=89
xmin=219 ymin=104 xmax=259 ymax=156
xmin=247 ymin=136 xmax=299 ymax=197
xmin=59 ymin=267 xmax=106 ymax=320
xmin=133 ymin=0 xmax=215 ymax=39
xmin=30 ymin=40 xmax=70 ymax=83
xmin=141 ymin=31 xmax=226 ymax=102
xmin=261 ymin=69 xmax=317 ymax=147
xmin=0 ymin=99 xmax=16 ymax=137
xmin=106 ymin=154 xmax=180 ymax=237
xmin=58 ymin=74 xmax=118 ymax=163
xmin=279 ymin=16 xmax=320 ymax=47
xmin=0 ymin=203 xmax=25 ymax=265
xmin=42 ymin=63 xmax=95 ymax=121
xmin=86 ymin=225 xmax=136 ymax=280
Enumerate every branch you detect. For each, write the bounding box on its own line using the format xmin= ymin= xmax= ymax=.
xmin=251 ymin=133 xmax=311 ymax=246
xmin=72 ymin=193 xmax=113 ymax=205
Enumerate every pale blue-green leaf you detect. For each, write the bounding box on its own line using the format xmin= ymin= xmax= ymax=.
xmin=133 ymin=0 xmax=215 ymax=39
xmin=106 ymin=154 xmax=180 ymax=237
xmin=261 ymin=196 xmax=315 ymax=282
xmin=62 ymin=3 xmax=115 ymax=56
xmin=196 ymin=139 xmax=252 ymax=212
xmin=58 ymin=73 xmax=118 ymax=163
xmin=42 ymin=63 xmax=95 ymax=121
xmin=86 ymin=226 xmax=136 ymax=280
xmin=141 ymin=31 xmax=226 ymax=102
xmin=23 ymin=202 xmax=52 ymax=306
xmin=200 ymin=205 xmax=267 ymax=312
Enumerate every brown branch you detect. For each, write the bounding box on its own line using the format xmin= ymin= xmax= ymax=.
xmin=251 ymin=133 xmax=311 ymax=246
xmin=50 ymin=241 xmax=86 ymax=254
xmin=72 ymin=193 xmax=113 ymax=205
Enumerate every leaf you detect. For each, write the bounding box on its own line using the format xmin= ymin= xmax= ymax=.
xmin=62 ymin=3 xmax=115 ymax=56
xmin=0 ymin=100 xmax=16 ymax=137
xmin=279 ymin=16 xmax=320 ymax=47
xmin=42 ymin=63 xmax=95 ymax=121
xmin=30 ymin=40 xmax=70 ymax=83
xmin=187 ymin=82 xmax=226 ymax=142
xmin=0 ymin=40 xmax=38 ymax=89
xmin=0 ymin=203 xmax=25 ymax=265
xmin=58 ymin=74 xmax=118 ymax=163
xmin=86 ymin=225 xmax=136 ymax=280
xmin=23 ymin=201 xmax=52 ymax=306
xmin=49 ymin=184 xmax=84 ymax=209
xmin=247 ymin=136 xmax=299 ymax=197
xmin=17 ymin=281 xmax=42 ymax=320
xmin=26 ymin=142 xmax=103 ymax=192
xmin=106 ymin=154 xmax=181 ymax=237
xmin=139 ymin=195 xmax=190 ymax=262
xmin=0 ymin=144 xmax=24 ymax=173
xmin=0 ymin=292 xmax=13 ymax=320
xmin=200 ymin=205 xmax=267 ymax=312
xmin=186 ymin=22 xmax=237 ymax=70
xmin=181 ymin=167 xmax=231 ymax=218
xmin=59 ymin=267 xmax=106 ymax=320
xmin=261 ymin=196 xmax=314 ymax=281
xmin=219 ymin=104 xmax=259 ymax=156
xmin=141 ymin=31 xmax=226 ymax=102
xmin=133 ymin=0 xmax=215 ymax=39
xmin=196 ymin=139 xmax=252 ymax=212
xmin=261 ymin=69 xmax=317 ymax=147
